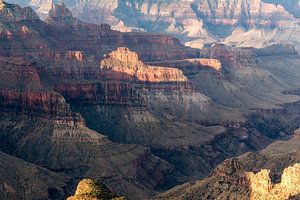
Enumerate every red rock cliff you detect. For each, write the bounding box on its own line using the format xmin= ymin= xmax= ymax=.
xmin=0 ymin=89 xmax=84 ymax=125
xmin=55 ymin=81 xmax=145 ymax=106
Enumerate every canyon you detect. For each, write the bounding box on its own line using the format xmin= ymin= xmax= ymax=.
xmin=0 ymin=1 xmax=300 ymax=200
xmin=159 ymin=128 xmax=300 ymax=200
xmin=6 ymin=0 xmax=300 ymax=51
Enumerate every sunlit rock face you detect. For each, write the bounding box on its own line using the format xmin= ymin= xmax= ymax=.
xmin=247 ymin=164 xmax=300 ymax=200
xmin=67 ymin=179 xmax=125 ymax=200
xmin=159 ymin=159 xmax=300 ymax=200
xmin=0 ymin=1 xmax=4 ymax=9
xmin=100 ymin=47 xmax=188 ymax=82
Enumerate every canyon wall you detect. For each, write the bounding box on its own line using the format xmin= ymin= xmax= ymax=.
xmin=55 ymin=81 xmax=145 ymax=106
xmin=0 ymin=2 xmax=198 ymax=62
xmin=8 ymin=0 xmax=300 ymax=49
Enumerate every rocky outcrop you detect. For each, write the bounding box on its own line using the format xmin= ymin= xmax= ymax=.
xmin=247 ymin=163 xmax=300 ymax=200
xmin=48 ymin=2 xmax=72 ymax=18
xmin=160 ymin=157 xmax=300 ymax=200
xmin=100 ymin=47 xmax=188 ymax=82
xmin=45 ymin=2 xmax=82 ymax=28
xmin=67 ymin=179 xmax=124 ymax=200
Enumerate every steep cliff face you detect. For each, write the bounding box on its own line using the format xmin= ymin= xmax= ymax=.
xmin=55 ymin=81 xmax=145 ymax=106
xmin=200 ymin=44 xmax=258 ymax=69
xmin=0 ymin=57 xmax=42 ymax=90
xmin=0 ymin=89 xmax=87 ymax=128
xmin=100 ymin=47 xmax=188 ymax=82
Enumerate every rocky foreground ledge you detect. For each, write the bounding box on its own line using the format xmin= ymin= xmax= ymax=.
xmin=67 ymin=179 xmax=125 ymax=200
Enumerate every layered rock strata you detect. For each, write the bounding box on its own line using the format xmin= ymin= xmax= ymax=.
xmin=100 ymin=47 xmax=188 ymax=82
xmin=55 ymin=81 xmax=145 ymax=106
xmin=0 ymin=2 xmax=198 ymax=62
xmin=146 ymin=58 xmax=222 ymax=75
xmin=8 ymin=0 xmax=300 ymax=49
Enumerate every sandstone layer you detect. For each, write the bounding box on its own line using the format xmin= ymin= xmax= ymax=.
xmin=247 ymin=163 xmax=300 ymax=200
xmin=100 ymin=47 xmax=187 ymax=82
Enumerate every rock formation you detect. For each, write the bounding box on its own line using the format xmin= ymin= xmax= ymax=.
xmin=200 ymin=44 xmax=258 ymax=68
xmin=0 ymin=1 xmax=198 ymax=61
xmin=160 ymin=158 xmax=300 ymax=200
xmin=0 ymin=1 xmax=39 ymax=22
xmin=100 ymin=47 xmax=188 ymax=82
xmin=54 ymin=51 xmax=85 ymax=62
xmin=8 ymin=0 xmax=300 ymax=50
xmin=1 ymin=1 xmax=300 ymax=200
xmin=193 ymin=0 xmax=293 ymax=27
xmin=247 ymin=164 xmax=300 ymax=200
xmin=67 ymin=179 xmax=125 ymax=200
xmin=159 ymin=126 xmax=300 ymax=200
xmin=0 ymin=0 xmax=4 ymax=10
